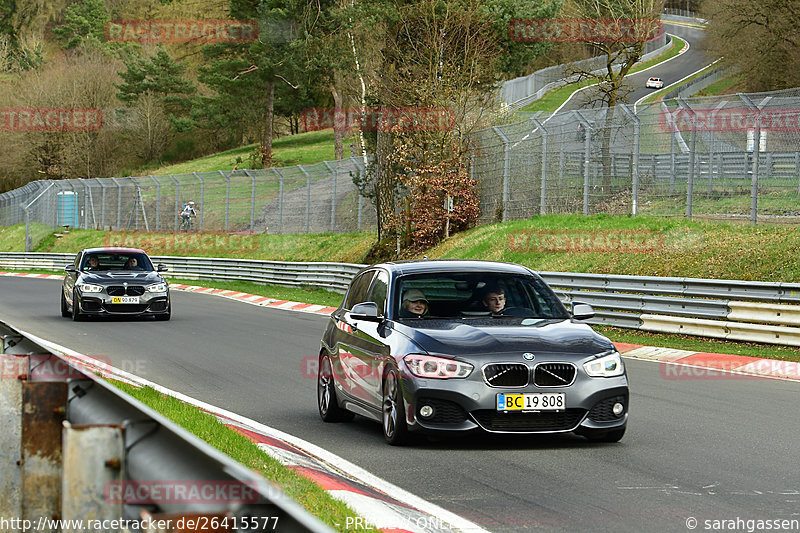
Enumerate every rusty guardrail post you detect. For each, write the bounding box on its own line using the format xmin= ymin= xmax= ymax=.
xmin=62 ymin=423 xmax=125 ymax=532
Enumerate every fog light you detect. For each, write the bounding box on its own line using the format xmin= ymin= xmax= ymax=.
xmin=612 ymin=402 xmax=624 ymax=416
xmin=419 ymin=405 xmax=434 ymax=418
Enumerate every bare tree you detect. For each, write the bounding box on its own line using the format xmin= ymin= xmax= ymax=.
xmin=704 ymin=0 xmax=800 ymax=91
xmin=567 ymin=0 xmax=665 ymax=193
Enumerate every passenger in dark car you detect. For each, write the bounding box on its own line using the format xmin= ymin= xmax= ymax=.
xmin=399 ymin=289 xmax=429 ymax=318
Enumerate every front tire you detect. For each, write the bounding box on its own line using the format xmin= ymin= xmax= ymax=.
xmin=61 ymin=290 xmax=70 ymax=318
xmin=71 ymin=290 xmax=83 ymax=321
xmin=382 ymin=368 xmax=409 ymax=446
xmin=317 ymin=354 xmax=353 ymax=422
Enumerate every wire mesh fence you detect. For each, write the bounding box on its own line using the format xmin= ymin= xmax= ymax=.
xmin=4 ymin=87 xmax=800 ymax=248
xmin=0 ymin=157 xmax=377 ymax=244
xmin=472 ymin=87 xmax=800 ymax=225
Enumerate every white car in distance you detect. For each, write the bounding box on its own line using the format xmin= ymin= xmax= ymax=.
xmin=646 ymin=77 xmax=664 ymax=89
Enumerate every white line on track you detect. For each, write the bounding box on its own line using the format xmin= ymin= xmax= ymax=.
xmin=18 ymin=326 xmax=490 ymax=533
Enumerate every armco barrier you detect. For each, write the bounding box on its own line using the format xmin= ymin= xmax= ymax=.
xmin=0 ymin=319 xmax=332 ymax=532
xmin=0 ymin=252 xmax=362 ymax=293
xmin=4 ymin=252 xmax=800 ymax=346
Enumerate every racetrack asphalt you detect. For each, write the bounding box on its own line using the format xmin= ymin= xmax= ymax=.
xmin=2 ymin=274 xmax=799 ymax=532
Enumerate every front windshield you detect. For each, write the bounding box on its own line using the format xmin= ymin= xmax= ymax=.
xmin=81 ymin=252 xmax=154 ymax=272
xmin=395 ymin=272 xmax=569 ymax=321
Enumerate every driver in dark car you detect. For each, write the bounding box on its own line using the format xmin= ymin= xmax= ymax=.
xmin=124 ymin=257 xmax=141 ymax=270
xmin=482 ymin=285 xmax=507 ymax=315
xmin=84 ymin=255 xmax=100 ymax=271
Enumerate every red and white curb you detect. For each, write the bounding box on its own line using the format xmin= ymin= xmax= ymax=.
xmin=17 ymin=327 xmax=488 ymax=533
xmin=1 ymin=271 xmax=64 ymax=280
xmin=169 ymin=283 xmax=338 ymax=316
xmin=615 ymin=343 xmax=800 ymax=382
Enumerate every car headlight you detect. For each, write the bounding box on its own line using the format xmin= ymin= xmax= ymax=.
xmin=583 ymin=351 xmax=625 ymax=377
xmin=403 ymin=354 xmax=473 ymax=379
xmin=77 ymin=283 xmax=103 ymax=293
xmin=146 ymin=282 xmax=168 ymax=293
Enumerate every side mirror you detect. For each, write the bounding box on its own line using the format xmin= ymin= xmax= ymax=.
xmin=157 ymin=264 xmax=169 ymax=272
xmin=65 ymin=266 xmax=76 ymax=273
xmin=572 ymin=302 xmax=595 ymax=321
xmin=349 ymin=302 xmax=382 ymax=322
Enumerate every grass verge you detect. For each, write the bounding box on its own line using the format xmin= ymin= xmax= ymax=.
xmin=109 ymin=381 xmax=363 ymax=532
xmin=694 ymin=72 xmax=744 ymax=97
xmin=12 ymin=225 xmax=376 ymax=264
xmin=138 ymin=130 xmax=357 ymax=176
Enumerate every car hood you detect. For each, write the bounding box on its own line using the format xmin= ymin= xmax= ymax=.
xmin=78 ymin=271 xmax=164 ymax=284
xmin=391 ymin=319 xmax=614 ymax=359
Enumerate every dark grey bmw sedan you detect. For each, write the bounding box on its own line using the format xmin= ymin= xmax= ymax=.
xmin=61 ymin=247 xmax=171 ymax=321
xmin=318 ymin=260 xmax=628 ymax=445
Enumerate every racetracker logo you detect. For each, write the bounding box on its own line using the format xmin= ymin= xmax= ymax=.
xmin=105 ymin=20 xmax=258 ymax=44
xmin=508 ymin=229 xmax=664 ymax=254
xmin=1 ymin=108 xmax=102 ymax=131
xmin=104 ymin=480 xmax=260 ymax=504
xmin=661 ymin=108 xmax=800 ymax=132
xmin=659 ymin=359 xmax=800 ymax=380
xmin=104 ymin=232 xmax=259 ymax=255
xmin=508 ymin=18 xmax=662 ymax=43
xmin=1 ymin=354 xmax=116 ymax=380
xmin=300 ymin=107 xmax=456 ymax=132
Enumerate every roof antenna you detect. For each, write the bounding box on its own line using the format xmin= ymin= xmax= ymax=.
xmin=423 ymin=255 xmax=429 ymax=260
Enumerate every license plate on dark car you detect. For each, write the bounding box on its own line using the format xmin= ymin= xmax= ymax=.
xmin=497 ymin=393 xmax=565 ymax=411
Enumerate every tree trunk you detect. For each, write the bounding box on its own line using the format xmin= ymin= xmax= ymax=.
xmin=261 ymin=79 xmax=275 ymax=166
xmin=331 ymin=70 xmax=344 ymax=160
xmin=375 ymin=125 xmax=395 ymax=241
xmin=601 ymin=103 xmax=614 ymax=194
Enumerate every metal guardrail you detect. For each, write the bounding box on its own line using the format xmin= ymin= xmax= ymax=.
xmin=0 ymin=319 xmax=331 ymax=532
xmin=0 ymin=253 xmax=362 ymax=293
xmin=4 ymin=253 xmax=800 ymax=346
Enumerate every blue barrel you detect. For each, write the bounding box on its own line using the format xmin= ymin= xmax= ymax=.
xmin=57 ymin=191 xmax=78 ymax=227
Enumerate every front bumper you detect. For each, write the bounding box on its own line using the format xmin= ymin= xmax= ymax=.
xmin=398 ymin=364 xmax=628 ymax=435
xmin=76 ymin=292 xmax=170 ymax=316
